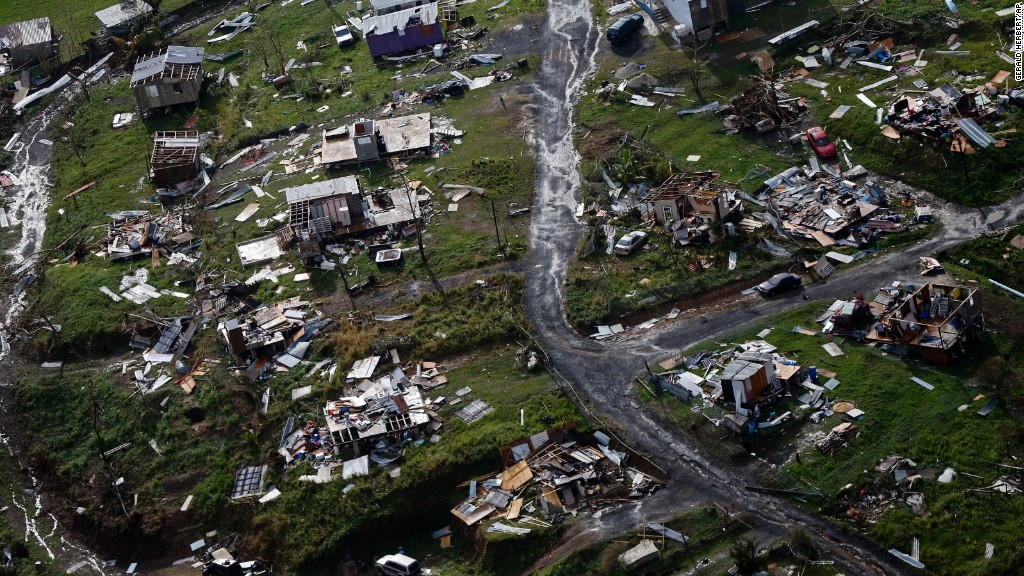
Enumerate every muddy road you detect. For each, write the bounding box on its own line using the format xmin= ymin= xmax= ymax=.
xmin=1 ymin=91 xmax=110 ymax=574
xmin=522 ymin=1 xmax=1024 ymax=574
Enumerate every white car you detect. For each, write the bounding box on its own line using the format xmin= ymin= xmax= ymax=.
xmin=333 ymin=24 xmax=355 ymax=47
xmin=613 ymin=230 xmax=648 ymax=256
xmin=376 ymin=554 xmax=421 ymax=576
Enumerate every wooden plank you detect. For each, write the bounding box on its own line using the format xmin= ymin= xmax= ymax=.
xmin=505 ymin=498 xmax=523 ymax=520
xmin=64 ymin=181 xmax=96 ymax=200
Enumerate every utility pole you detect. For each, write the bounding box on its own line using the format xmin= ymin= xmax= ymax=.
xmin=491 ymin=200 xmax=507 ymax=258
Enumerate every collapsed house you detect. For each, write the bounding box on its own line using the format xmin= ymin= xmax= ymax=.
xmin=320 ymin=113 xmax=432 ymax=167
xmin=131 ymin=46 xmax=205 ymax=112
xmin=645 ymin=171 xmax=742 ymax=244
xmin=150 ymin=131 xmax=201 ymax=190
xmin=762 ymin=166 xmax=899 ymax=248
xmin=885 ymin=82 xmax=1005 ymax=150
xmin=866 ymin=282 xmax=984 ymax=365
xmin=362 ymin=3 xmax=445 ymax=58
xmin=284 ymin=176 xmax=420 ymax=239
xmin=651 ymin=340 xmax=807 ymax=433
xmin=450 ymin=424 xmax=665 ymax=528
xmin=95 ymin=0 xmax=154 ymax=35
xmin=323 ymin=377 xmax=431 ymax=456
xmin=106 ymin=210 xmax=198 ymax=262
xmin=721 ymin=78 xmax=805 ymax=133
xmin=275 ymin=359 xmax=448 ymax=484
xmin=0 ymin=17 xmax=59 ymax=74
xmin=219 ymin=297 xmax=331 ymax=374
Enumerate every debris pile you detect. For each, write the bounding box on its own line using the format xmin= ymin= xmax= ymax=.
xmin=219 ymin=297 xmax=331 ymax=376
xmin=721 ymin=78 xmax=806 ymax=134
xmin=884 ymin=78 xmax=1008 ymax=150
xmin=105 ymin=210 xmax=199 ymax=262
xmin=450 ymin=424 xmax=665 ymax=531
xmin=762 ymin=166 xmax=907 ymax=248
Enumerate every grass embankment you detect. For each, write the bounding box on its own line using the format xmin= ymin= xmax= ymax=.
xmin=641 ymin=291 xmax=1024 ymax=575
xmin=15 ymin=274 xmax=585 ymax=574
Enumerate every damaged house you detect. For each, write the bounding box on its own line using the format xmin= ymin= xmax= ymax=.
xmin=284 ymin=175 xmax=420 ymax=239
xmin=106 ymin=210 xmax=198 ymax=262
xmin=660 ymin=0 xmax=729 ymax=39
xmin=220 ymin=298 xmax=330 ymax=374
xmin=645 ymin=171 xmax=742 ymax=243
xmin=323 ymin=377 xmax=432 ymax=457
xmin=320 ymin=113 xmax=433 ymax=167
xmin=0 ymin=17 xmax=59 ymax=74
xmin=763 ymin=166 xmax=897 ymax=248
xmin=866 ymin=283 xmax=984 ymax=365
xmin=451 ymin=424 xmax=665 ymax=528
xmin=885 ymin=83 xmax=1004 ymax=151
xmin=721 ymin=78 xmax=805 ymax=134
xmin=150 ymin=131 xmax=201 ymax=190
xmin=131 ymin=46 xmax=204 ymax=112
xmin=719 ymin=351 xmax=778 ymax=417
xmin=363 ymin=3 xmax=445 ymax=58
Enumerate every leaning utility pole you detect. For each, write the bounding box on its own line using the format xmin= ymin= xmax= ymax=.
xmin=491 ymin=200 xmax=507 ymax=258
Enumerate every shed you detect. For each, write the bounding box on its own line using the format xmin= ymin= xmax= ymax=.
xmin=363 ymin=2 xmax=445 ymax=57
xmin=0 ymin=17 xmax=58 ymax=72
xmin=95 ymin=0 xmax=154 ymax=34
xmin=719 ymin=351 xmax=776 ymax=415
xmin=150 ymin=131 xmax=201 ymax=188
xmin=618 ymin=540 xmax=659 ymax=570
xmin=130 ymin=46 xmax=205 ymax=112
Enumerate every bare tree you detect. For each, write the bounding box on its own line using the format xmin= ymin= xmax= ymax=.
xmin=686 ymin=34 xmax=711 ymax=102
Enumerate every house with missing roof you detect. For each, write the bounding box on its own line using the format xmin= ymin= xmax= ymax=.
xmin=95 ymin=0 xmax=154 ymax=35
xmin=363 ymin=2 xmax=444 ymax=57
xmin=0 ymin=17 xmax=59 ymax=74
xmin=284 ymin=175 xmax=421 ymax=240
xmin=150 ymin=131 xmax=201 ymax=189
xmin=130 ymin=46 xmax=204 ymax=112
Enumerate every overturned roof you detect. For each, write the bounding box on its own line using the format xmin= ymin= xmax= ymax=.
xmin=284 ymin=176 xmax=361 ymax=204
xmin=151 ymin=131 xmax=200 ymax=168
xmin=131 ymin=46 xmax=205 ymax=86
xmin=363 ymin=2 xmax=439 ymax=35
xmin=0 ymin=17 xmax=53 ymax=50
xmin=95 ymin=0 xmax=154 ymax=29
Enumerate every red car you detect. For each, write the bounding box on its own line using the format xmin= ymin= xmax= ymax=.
xmin=806 ymin=126 xmax=836 ymax=158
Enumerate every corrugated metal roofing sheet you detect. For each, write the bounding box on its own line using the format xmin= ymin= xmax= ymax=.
xmin=955 ymin=118 xmax=998 ymax=148
xmin=284 ymin=176 xmax=361 ymax=204
xmin=131 ymin=45 xmax=204 ymax=83
xmin=0 ymin=17 xmax=52 ymax=49
xmin=95 ymin=0 xmax=154 ymax=29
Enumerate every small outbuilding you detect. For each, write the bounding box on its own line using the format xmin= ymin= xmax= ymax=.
xmin=150 ymin=131 xmax=201 ymax=188
xmin=0 ymin=17 xmax=59 ymax=73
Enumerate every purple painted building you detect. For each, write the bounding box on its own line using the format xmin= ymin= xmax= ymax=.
xmin=363 ymin=2 xmax=444 ymax=57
